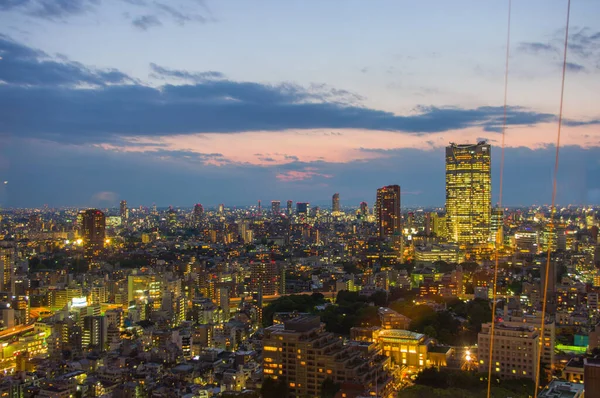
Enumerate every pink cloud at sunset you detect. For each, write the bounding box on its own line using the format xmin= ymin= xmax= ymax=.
xmin=96 ymin=122 xmax=600 ymax=167
xmin=276 ymin=167 xmax=334 ymax=182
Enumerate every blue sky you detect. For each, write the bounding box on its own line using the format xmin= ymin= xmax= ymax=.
xmin=0 ymin=0 xmax=599 ymax=208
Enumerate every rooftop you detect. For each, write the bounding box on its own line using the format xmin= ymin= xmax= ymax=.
xmin=537 ymin=380 xmax=584 ymax=398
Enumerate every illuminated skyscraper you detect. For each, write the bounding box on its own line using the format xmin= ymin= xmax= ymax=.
xmin=271 ymin=200 xmax=280 ymax=215
xmin=286 ymin=200 xmax=293 ymax=216
xmin=81 ymin=209 xmax=106 ymax=259
xmin=445 ymin=142 xmax=491 ymax=245
xmin=332 ymin=193 xmax=340 ymax=214
xmin=119 ymin=200 xmax=128 ymax=223
xmin=376 ymin=185 xmax=401 ymax=238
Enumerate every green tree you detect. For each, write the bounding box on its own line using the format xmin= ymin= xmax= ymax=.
xmin=260 ymin=378 xmax=288 ymax=398
xmin=320 ymin=378 xmax=341 ymax=398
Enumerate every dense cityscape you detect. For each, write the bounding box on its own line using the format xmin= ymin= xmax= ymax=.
xmin=0 ymin=141 xmax=597 ymax=397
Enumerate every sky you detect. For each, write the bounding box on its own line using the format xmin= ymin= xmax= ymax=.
xmin=0 ymin=0 xmax=599 ymax=209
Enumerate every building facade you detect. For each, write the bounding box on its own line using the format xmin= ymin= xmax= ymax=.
xmin=445 ymin=142 xmax=491 ymax=245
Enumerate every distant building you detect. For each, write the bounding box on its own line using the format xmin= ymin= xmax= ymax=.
xmin=271 ymin=200 xmax=280 ymax=215
xmin=81 ymin=209 xmax=106 ymax=260
xmin=296 ymin=202 xmax=309 ymax=216
xmin=193 ymin=203 xmax=204 ymax=222
xmin=286 ymin=200 xmax=293 ymax=216
xmin=119 ymin=200 xmax=128 ymax=223
xmin=332 ymin=193 xmax=340 ymax=214
xmin=359 ymin=201 xmax=368 ymax=217
xmin=445 ymin=142 xmax=491 ymax=245
xmin=375 ymin=185 xmax=401 ymax=238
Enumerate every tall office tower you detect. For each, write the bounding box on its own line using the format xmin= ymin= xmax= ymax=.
xmin=376 ymin=185 xmax=401 ymax=238
xmin=490 ymin=207 xmax=504 ymax=245
xmin=119 ymin=200 xmax=128 ymax=223
xmin=296 ymin=202 xmax=310 ymax=216
xmin=360 ymin=201 xmax=368 ymax=217
xmin=271 ymin=200 xmax=281 ymax=215
xmin=82 ymin=209 xmax=106 ymax=259
xmin=332 ymin=193 xmax=340 ymax=214
xmin=445 ymin=141 xmax=491 ymax=245
xmin=286 ymin=200 xmax=293 ymax=216
xmin=218 ymin=204 xmax=224 ymax=214
xmin=263 ymin=316 xmax=391 ymax=398
xmin=193 ymin=203 xmax=204 ymax=222
xmin=0 ymin=245 xmax=15 ymax=292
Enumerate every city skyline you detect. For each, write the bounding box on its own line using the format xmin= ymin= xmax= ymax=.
xmin=1 ymin=1 xmax=599 ymax=207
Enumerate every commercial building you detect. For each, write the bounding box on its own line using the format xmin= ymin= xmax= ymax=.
xmin=271 ymin=201 xmax=280 ymax=215
xmin=477 ymin=322 xmax=539 ymax=381
xmin=585 ymin=358 xmax=600 ymax=398
xmin=263 ymin=316 xmax=391 ymax=398
xmin=332 ymin=193 xmax=340 ymax=214
xmin=414 ymin=244 xmax=463 ymax=266
xmin=376 ymin=185 xmax=401 ymax=238
xmin=81 ymin=209 xmax=106 ymax=259
xmin=119 ymin=200 xmax=128 ymax=223
xmin=445 ymin=142 xmax=491 ymax=245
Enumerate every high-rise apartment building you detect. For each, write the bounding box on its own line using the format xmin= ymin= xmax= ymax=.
xmin=359 ymin=201 xmax=368 ymax=217
xmin=0 ymin=245 xmax=15 ymax=292
xmin=490 ymin=207 xmax=504 ymax=245
xmin=263 ymin=316 xmax=391 ymax=398
xmin=271 ymin=200 xmax=281 ymax=215
xmin=81 ymin=209 xmax=106 ymax=259
xmin=445 ymin=142 xmax=491 ymax=245
xmin=119 ymin=200 xmax=128 ymax=223
xmin=375 ymin=185 xmax=401 ymax=238
xmin=193 ymin=203 xmax=204 ymax=222
xmin=332 ymin=193 xmax=340 ymax=214
xmin=82 ymin=315 xmax=107 ymax=351
xmin=249 ymin=260 xmax=281 ymax=296
xmin=478 ymin=322 xmax=539 ymax=381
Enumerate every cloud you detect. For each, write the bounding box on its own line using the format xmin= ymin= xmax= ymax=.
xmin=150 ymin=63 xmax=224 ymax=82
xmin=0 ymin=37 xmax=597 ymax=147
xmin=565 ymin=62 xmax=586 ymax=73
xmin=518 ymin=42 xmax=557 ymax=55
xmin=0 ymin=0 xmax=98 ymax=20
xmin=132 ymin=15 xmax=162 ymax=30
xmin=1 ymin=0 xmax=214 ymax=30
xmin=276 ymin=167 xmax=333 ymax=182
xmin=91 ymin=190 xmax=118 ymax=205
xmin=0 ymin=34 xmax=135 ymax=86
xmin=153 ymin=2 xmax=207 ymax=25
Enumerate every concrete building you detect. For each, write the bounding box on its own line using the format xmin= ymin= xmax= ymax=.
xmin=584 ymin=358 xmax=600 ymax=398
xmin=262 ymin=316 xmax=391 ymax=398
xmin=478 ymin=322 xmax=539 ymax=381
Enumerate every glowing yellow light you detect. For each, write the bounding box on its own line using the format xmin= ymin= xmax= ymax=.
xmin=76 ymin=239 xmax=83 ymax=245
xmin=105 ymin=238 xmax=111 ymax=244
